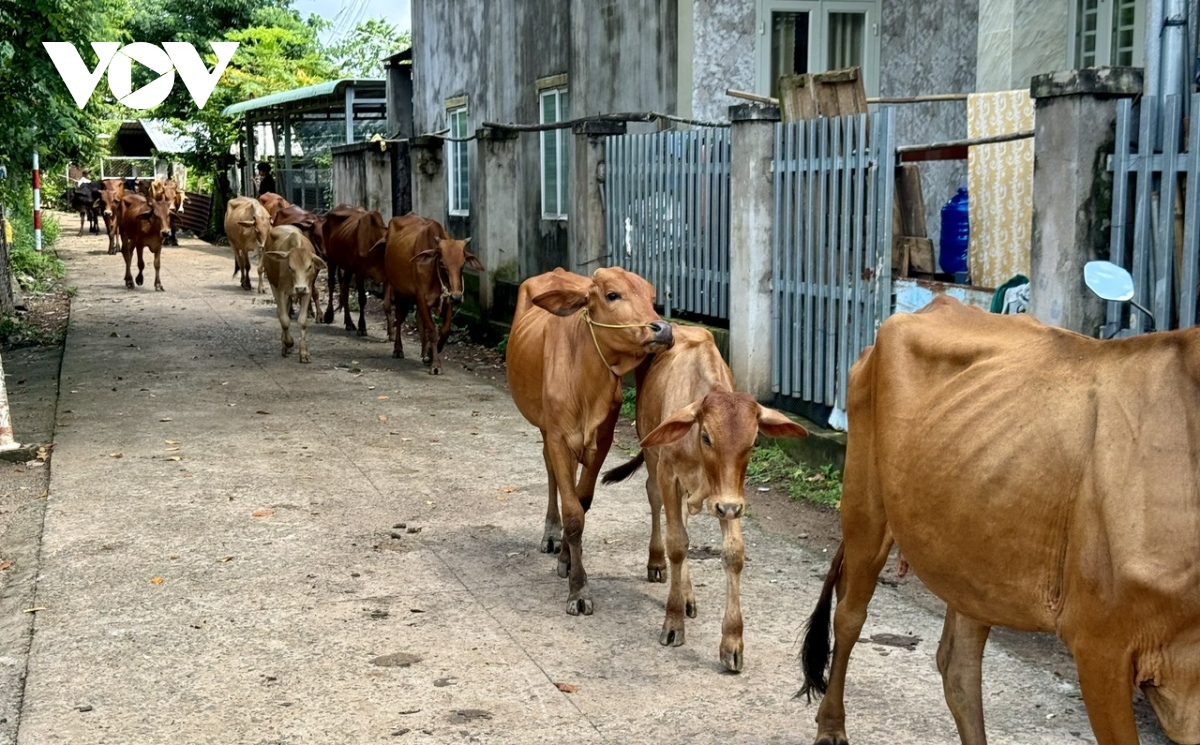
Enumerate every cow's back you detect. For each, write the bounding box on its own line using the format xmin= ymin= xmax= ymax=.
xmin=383 ymin=214 xmax=442 ymax=297
xmin=224 ymin=197 xmax=261 ymax=251
xmin=636 ymin=325 xmax=731 ymax=437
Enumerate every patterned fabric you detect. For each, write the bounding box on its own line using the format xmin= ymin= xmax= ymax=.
xmin=966 ymin=90 xmax=1034 ymax=291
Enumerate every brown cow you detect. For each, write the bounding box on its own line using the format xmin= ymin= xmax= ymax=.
xmin=98 ymin=179 xmax=126 ymax=255
xmin=224 ymin=197 xmax=272 ymax=292
xmin=149 ymin=179 xmax=186 ymax=246
xmin=258 ymin=192 xmax=291 ymax=220
xmin=506 ymin=267 xmax=674 ymax=615
xmin=261 ymin=225 xmax=326 ymax=363
xmin=272 ymin=205 xmax=323 ymax=253
xmin=117 ymin=193 xmax=172 ymax=291
xmin=319 ymin=204 xmax=387 ymax=336
xmin=800 ymin=296 xmax=1200 ymax=745
xmin=379 ymin=213 xmax=483 ymax=375
xmin=603 ymin=325 xmax=807 ymax=671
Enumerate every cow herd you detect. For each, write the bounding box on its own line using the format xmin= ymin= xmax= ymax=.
xmin=69 ymin=178 xmax=186 ymax=291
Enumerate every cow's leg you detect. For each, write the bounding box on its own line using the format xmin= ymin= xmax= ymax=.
xmin=241 ymin=248 xmax=252 ymax=291
xmin=429 ymin=299 xmax=454 ymax=374
xmin=415 ymin=299 xmax=439 ymax=372
xmin=539 ymin=436 xmax=562 ymax=555
xmin=659 ymin=467 xmax=691 ymax=647
xmin=105 ymin=217 xmax=117 ymax=254
xmin=355 ymin=276 xmax=368 ymax=336
xmin=122 ymin=242 xmax=135 ymax=289
xmin=718 ymin=515 xmax=745 ymax=672
xmin=437 ymin=297 xmax=453 ymax=353
xmin=297 ymin=293 xmax=313 ymax=363
xmin=77 ymin=210 xmax=85 ymax=235
xmin=935 ymin=609 xmax=990 ymax=745
xmin=545 ymin=437 xmax=591 ymax=616
xmin=383 ymin=286 xmax=395 ymax=341
xmin=152 ymin=246 xmax=163 ymax=291
xmin=644 ymin=450 xmax=666 ymax=583
xmin=1071 ymin=640 xmax=1140 ymax=745
xmin=392 ymin=296 xmax=412 ymax=359
xmin=340 ymin=271 xmax=354 ymax=332
xmin=323 ymin=264 xmax=336 ymax=324
xmin=275 ymin=288 xmax=293 ymax=357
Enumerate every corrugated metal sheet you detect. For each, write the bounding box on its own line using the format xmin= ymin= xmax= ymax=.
xmin=176 ymin=193 xmax=213 ymax=235
xmin=221 ymin=79 xmax=385 ymax=117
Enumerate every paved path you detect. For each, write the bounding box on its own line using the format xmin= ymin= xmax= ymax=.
xmin=12 ymin=231 xmax=1168 ymax=744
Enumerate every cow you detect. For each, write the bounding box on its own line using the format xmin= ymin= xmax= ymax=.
xmin=117 ymin=193 xmax=172 ymax=291
xmin=319 ymin=204 xmax=387 ymax=336
xmin=272 ymin=204 xmax=324 ymax=257
xmin=506 ymin=267 xmax=674 ymax=615
xmin=261 ymin=225 xmax=326 ymax=363
xmin=258 ymin=192 xmax=291 ymax=220
xmin=799 ymin=295 xmax=1200 ymax=745
xmin=379 ymin=213 xmax=483 ymax=375
xmin=98 ymin=179 xmax=126 ymax=255
xmin=67 ymin=183 xmax=102 ymax=235
xmin=602 ymin=325 xmax=807 ymax=672
xmin=224 ymin=197 xmax=272 ymax=292
xmin=149 ymin=179 xmax=186 ymax=246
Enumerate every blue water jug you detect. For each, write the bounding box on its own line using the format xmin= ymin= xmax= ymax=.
xmin=939 ymin=185 xmax=970 ymax=277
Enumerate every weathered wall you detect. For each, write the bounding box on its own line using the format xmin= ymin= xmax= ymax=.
xmin=690 ymin=0 xmax=754 ymax=122
xmin=880 ymin=0 xmax=979 ymax=251
xmin=977 ymin=0 xmax=1069 ymax=92
xmin=569 ymin=0 xmax=678 ymax=118
xmin=331 ymin=144 xmax=393 ymax=221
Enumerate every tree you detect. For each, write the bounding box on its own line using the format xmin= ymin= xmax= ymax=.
xmin=328 ymin=17 xmax=410 ymax=78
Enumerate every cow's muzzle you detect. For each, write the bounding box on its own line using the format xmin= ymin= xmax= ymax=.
xmin=646 ymin=320 xmax=674 ymax=350
xmin=294 ymin=285 xmax=310 ymax=295
xmin=449 ymin=292 xmax=464 ymax=306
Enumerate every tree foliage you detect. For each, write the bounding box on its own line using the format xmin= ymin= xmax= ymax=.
xmin=328 ymin=17 xmax=410 ymax=78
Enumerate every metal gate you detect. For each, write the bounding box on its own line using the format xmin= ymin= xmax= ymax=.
xmin=603 ymin=127 xmax=731 ymax=320
xmin=771 ymin=107 xmax=896 ymax=412
xmin=1110 ymin=93 xmax=1200 ymax=332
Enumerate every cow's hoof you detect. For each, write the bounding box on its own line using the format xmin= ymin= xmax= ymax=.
xmin=566 ymin=597 xmax=593 ymax=616
xmin=125 ymin=280 xmax=134 ymax=289
xmin=324 ymin=311 xmax=334 ymax=324
xmin=281 ymin=348 xmax=289 ymax=357
xmin=647 ymin=566 xmax=666 ymax=583
xmin=539 ymin=534 xmax=561 ymax=554
xmin=429 ymin=365 xmax=441 ymax=376
xmin=814 ymin=734 xmax=850 ymax=745
xmin=556 ymin=558 xmax=570 ymax=579
xmin=356 ymin=328 xmax=367 ymax=337
xmin=659 ymin=625 xmax=685 ymax=647
xmin=392 ymin=349 xmax=403 ymax=359
xmin=108 ymin=249 xmax=117 ymax=256
xmin=720 ymin=646 xmax=743 ymax=673
xmin=299 ymin=353 xmax=310 ymax=363
xmin=155 ymin=285 xmax=164 ymax=292
xmin=136 ymin=275 xmax=144 ymax=286
xmin=686 ymin=599 xmax=697 ymax=618
xmin=421 ymin=354 xmax=433 ymax=365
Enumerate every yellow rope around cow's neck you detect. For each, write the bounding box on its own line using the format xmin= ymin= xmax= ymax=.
xmin=580 ymin=308 xmax=655 ymax=377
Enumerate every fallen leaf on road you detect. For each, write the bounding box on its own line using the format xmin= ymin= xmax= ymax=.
xmin=378 ymin=414 xmax=388 ymax=422
xmin=182 ymin=473 xmax=193 ymax=478
xmin=23 ymin=607 xmax=46 ymax=613
xmin=110 ymin=453 xmax=122 ymax=459
xmin=166 ymin=456 xmax=181 ymax=462
xmin=555 ymin=682 xmax=579 ymax=694
xmin=159 ymin=418 xmax=172 ymax=422
xmin=377 ymin=395 xmax=389 ymax=400
xmin=150 ymin=576 xmax=164 ymax=585
xmin=165 ymin=447 xmax=180 ymax=452
xmin=165 ymin=440 xmax=179 ymax=445
xmin=500 ymin=486 xmax=518 ymax=493
xmin=256 ymin=410 xmax=270 ymax=415
xmin=496 ymin=496 xmax=510 ymax=502
xmin=252 ymin=509 xmax=275 ymax=518
xmin=0 ymin=561 xmax=12 ymax=571
xmin=217 ymin=556 xmax=235 ymax=563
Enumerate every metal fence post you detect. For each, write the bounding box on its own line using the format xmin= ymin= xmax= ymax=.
xmin=728 ymin=103 xmax=780 ymax=400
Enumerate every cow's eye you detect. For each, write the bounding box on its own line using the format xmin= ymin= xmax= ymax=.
xmin=701 ymin=431 xmax=712 ymax=447
xmin=605 ymin=291 xmax=620 ymax=301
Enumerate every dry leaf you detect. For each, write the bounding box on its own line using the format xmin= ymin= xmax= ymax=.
xmin=256 ymin=410 xmax=270 ymax=415
xmin=555 ymin=682 xmax=579 ymax=694
xmin=159 ymin=418 xmax=172 ymax=422
xmin=150 ymin=576 xmax=164 ymax=585
xmin=182 ymin=473 xmax=194 ymax=478
xmin=165 ymin=447 xmax=180 ymax=452
xmin=496 ymin=495 xmax=510 ymax=502
xmin=0 ymin=560 xmax=13 ymax=571
xmin=377 ymin=395 xmax=389 ymax=400
xmin=110 ymin=452 xmax=122 ymax=459
xmin=166 ymin=456 xmax=181 ymax=462
xmin=217 ymin=555 xmax=235 ymax=563
xmin=165 ymin=440 xmax=179 ymax=445
xmin=23 ymin=606 xmax=46 ymax=613
xmin=378 ymin=414 xmax=388 ymax=422
xmin=252 ymin=509 xmax=274 ymax=518
xmin=500 ymin=486 xmax=518 ymax=493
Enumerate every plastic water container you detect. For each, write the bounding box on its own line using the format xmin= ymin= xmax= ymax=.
xmin=939 ymin=185 xmax=970 ymax=277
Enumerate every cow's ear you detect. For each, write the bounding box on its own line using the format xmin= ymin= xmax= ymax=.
xmin=412 ymin=249 xmax=438 ymax=264
xmin=465 ymin=252 xmax=485 ymax=271
xmin=265 ymin=251 xmax=290 ymax=259
xmin=366 ymin=239 xmax=386 ymax=257
xmin=756 ymin=405 xmax=808 ymax=439
xmin=640 ymin=403 xmax=700 ymax=448
xmin=238 ymin=219 xmax=255 ymax=227
xmin=532 ymin=288 xmax=587 ymax=316
xmin=312 ymin=255 xmax=328 ymax=271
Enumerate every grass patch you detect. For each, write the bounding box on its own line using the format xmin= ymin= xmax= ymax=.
xmin=493 ymin=332 xmax=508 ymax=356
xmin=620 ymin=385 xmax=636 ymax=421
xmin=8 ymin=206 xmax=66 ymax=292
xmin=0 ymin=311 xmax=66 ymax=349
xmin=746 ymin=442 xmax=843 ymax=507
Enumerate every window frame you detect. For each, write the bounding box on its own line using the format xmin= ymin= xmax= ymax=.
xmin=754 ymin=0 xmax=881 ymax=99
xmin=539 ymin=86 xmax=570 ymax=221
xmin=1068 ymin=0 xmax=1145 ymax=68
xmin=446 ymin=103 xmax=470 ymax=217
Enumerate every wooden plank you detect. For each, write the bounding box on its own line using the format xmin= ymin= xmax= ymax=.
xmin=899 ymin=237 xmax=936 ymax=274
xmin=778 ymin=67 xmax=868 ymax=122
xmin=891 ymin=237 xmax=910 ymax=278
xmin=900 ymin=146 xmax=969 ymax=163
xmin=894 ymin=165 xmax=927 ymax=237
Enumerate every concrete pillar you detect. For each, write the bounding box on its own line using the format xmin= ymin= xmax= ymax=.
xmin=474 ymin=128 xmax=520 ymax=312
xmin=390 ymin=140 xmax=412 ymax=219
xmin=1029 ymin=67 xmax=1142 ymax=334
xmin=570 ymin=120 xmax=626 ymax=274
xmin=409 ymin=135 xmax=447 ymax=226
xmin=728 ymin=103 xmax=779 ymax=400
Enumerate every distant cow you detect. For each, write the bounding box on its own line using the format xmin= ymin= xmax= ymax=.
xmin=261 ymin=225 xmax=325 ymax=363
xmin=506 ymin=267 xmax=674 ymax=615
xmin=98 ymin=180 xmax=126 ymax=254
xmin=224 ymin=197 xmax=272 ymax=292
xmin=258 ymin=192 xmax=291 ymax=220
xmin=379 ymin=213 xmax=482 ymax=375
xmin=800 ymin=296 xmax=1200 ymax=745
xmin=117 ymin=193 xmax=172 ymax=290
xmin=319 ymin=204 xmax=387 ymax=336
xmin=67 ymin=183 xmax=102 ymax=235
xmin=148 ymin=179 xmax=186 ymax=246
xmin=603 ymin=325 xmax=806 ymax=672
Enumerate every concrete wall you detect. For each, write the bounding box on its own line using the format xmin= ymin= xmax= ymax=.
xmin=977 ymin=0 xmax=1069 ymax=92
xmin=331 ymin=143 xmax=393 ymax=221
xmin=569 ymin=0 xmax=678 ymax=117
xmin=690 ymin=0 xmax=755 ymax=122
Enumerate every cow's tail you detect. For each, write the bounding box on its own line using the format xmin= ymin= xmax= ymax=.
xmin=601 ymin=451 xmax=644 ymax=485
xmin=799 ymin=541 xmax=844 ymax=703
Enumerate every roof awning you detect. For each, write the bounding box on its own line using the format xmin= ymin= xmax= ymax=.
xmin=221 ymin=79 xmax=387 ymax=120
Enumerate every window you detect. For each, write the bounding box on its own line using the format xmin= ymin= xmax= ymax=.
xmin=447 ymin=104 xmax=469 ymax=216
xmin=540 ymin=87 xmax=570 ymax=220
xmin=1072 ymin=0 xmax=1144 ymax=68
xmin=755 ymin=0 xmax=880 ymax=99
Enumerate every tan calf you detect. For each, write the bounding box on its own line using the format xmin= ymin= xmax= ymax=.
xmin=604 ymin=325 xmax=806 ymax=671
xmin=224 ymin=197 xmax=272 ymax=292
xmin=261 ymin=226 xmax=325 ymax=363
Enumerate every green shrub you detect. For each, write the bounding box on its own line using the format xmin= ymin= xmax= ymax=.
xmin=6 ymin=190 xmax=66 ymax=291
xmin=620 ymin=385 xmax=637 ymax=421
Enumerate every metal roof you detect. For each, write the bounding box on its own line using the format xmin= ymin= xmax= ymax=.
xmin=221 ymin=78 xmax=387 ymax=119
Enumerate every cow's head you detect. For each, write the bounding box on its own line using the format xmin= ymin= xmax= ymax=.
xmin=266 ymin=243 xmax=326 ymax=297
xmin=532 ymin=266 xmax=674 ymax=374
xmin=238 ymin=204 xmax=273 ymax=252
xmin=146 ymin=196 xmax=174 ymax=239
xmin=413 ymin=236 xmax=483 ymax=305
xmin=99 ymin=184 xmax=123 ymax=218
xmin=640 ymin=392 xmax=807 ymax=520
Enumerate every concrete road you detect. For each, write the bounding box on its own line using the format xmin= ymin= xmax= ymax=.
xmin=11 ymin=231 xmax=1169 ymax=744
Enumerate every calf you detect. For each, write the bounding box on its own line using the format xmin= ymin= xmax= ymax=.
xmin=224 ymin=197 xmax=272 ymax=291
xmin=319 ymin=205 xmax=387 ymax=336
xmin=604 ymin=325 xmax=807 ymax=671
xmin=98 ymin=179 xmax=126 ymax=255
xmin=117 ymin=193 xmax=172 ymax=290
xmin=380 ymin=213 xmax=483 ymax=375
xmin=506 ymin=267 xmax=674 ymax=615
xmin=261 ymin=226 xmax=325 ymax=363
